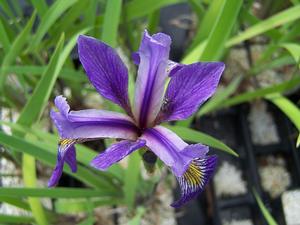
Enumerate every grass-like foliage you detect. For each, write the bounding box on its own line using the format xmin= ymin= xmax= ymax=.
xmin=0 ymin=0 xmax=299 ymax=224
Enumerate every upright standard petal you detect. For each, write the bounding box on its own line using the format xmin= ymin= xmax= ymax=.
xmin=77 ymin=35 xmax=132 ymax=115
xmin=171 ymin=155 xmax=217 ymax=208
xmin=91 ymin=139 xmax=146 ymax=170
xmin=133 ymin=30 xmax=171 ymax=128
xmin=156 ymin=62 xmax=225 ymax=123
xmin=51 ymin=96 xmax=138 ymax=140
xmin=48 ymin=139 xmax=77 ymax=187
xmin=141 ymin=125 xmax=208 ymax=177
xmin=132 ymin=52 xmax=183 ymax=77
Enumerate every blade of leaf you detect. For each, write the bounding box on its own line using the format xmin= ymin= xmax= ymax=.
xmin=50 ymin=0 xmax=88 ymax=40
xmin=0 ymin=196 xmax=30 ymax=211
xmin=265 ymin=93 xmax=300 ymax=147
xmin=187 ymin=0 xmax=204 ymax=19
xmin=124 ymin=0 xmax=183 ymax=21
xmin=0 ymin=188 xmax=116 ymax=198
xmin=0 ymin=12 xmax=36 ymax=92
xmin=22 ymin=152 xmax=48 ymax=225
xmin=185 ymin=0 xmax=224 ymax=53
xmin=221 ymin=76 xmax=300 ymax=108
xmin=147 ymin=9 xmax=160 ymax=34
xmin=29 ymin=0 xmax=77 ymax=51
xmin=0 ymin=120 xmax=123 ymax=186
xmin=199 ymin=0 xmax=242 ymax=61
xmin=227 ymin=5 xmax=300 ymax=47
xmin=55 ymin=198 xmax=122 ymax=213
xmin=30 ymin=0 xmax=48 ymax=18
xmin=0 ymin=19 xmax=11 ymax=54
xmin=253 ymin=189 xmax=278 ymax=225
xmin=0 ymin=215 xmax=34 ymax=224
xmin=3 ymin=65 xmax=87 ymax=82
xmin=164 ymin=125 xmax=238 ymax=156
xmin=101 ymin=0 xmax=122 ymax=47
xmin=280 ymin=43 xmax=300 ymax=68
xmin=15 ymin=35 xmax=65 ymax=225
xmin=123 ymin=151 xmax=141 ymax=210
xmin=0 ymin=131 xmax=118 ymax=190
xmin=183 ymin=0 xmax=242 ymax=62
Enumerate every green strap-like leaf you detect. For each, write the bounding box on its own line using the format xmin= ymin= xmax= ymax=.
xmin=17 ymin=34 xmax=64 ymax=126
xmin=221 ymin=76 xmax=300 ymax=108
xmin=253 ymin=189 xmax=278 ymax=225
xmin=0 ymin=12 xmax=36 ymax=91
xmin=29 ymin=0 xmax=78 ymax=50
xmin=123 ymin=151 xmax=141 ymax=210
xmin=30 ymin=0 xmax=48 ymax=18
xmin=280 ymin=43 xmax=300 ymax=67
xmin=165 ymin=125 xmax=238 ymax=156
xmin=101 ymin=0 xmax=122 ymax=47
xmin=0 ymin=188 xmax=116 ymax=198
xmin=199 ymin=0 xmax=242 ymax=61
xmin=0 ymin=215 xmax=34 ymax=224
xmin=227 ymin=5 xmax=300 ymax=47
xmin=183 ymin=0 xmax=242 ymax=63
xmin=0 ymin=196 xmax=30 ymax=211
xmin=124 ymin=0 xmax=183 ymax=21
xmin=185 ymin=0 xmax=224 ymax=54
xmin=2 ymin=65 xmax=87 ymax=82
xmin=0 ymin=20 xmax=11 ymax=54
xmin=265 ymin=93 xmax=300 ymax=148
xmin=55 ymin=198 xmax=122 ymax=213
xmin=0 ymin=131 xmax=120 ymax=190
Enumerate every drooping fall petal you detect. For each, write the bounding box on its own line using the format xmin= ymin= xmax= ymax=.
xmin=171 ymin=155 xmax=217 ymax=208
xmin=90 ymin=139 xmax=146 ymax=170
xmin=48 ymin=139 xmax=77 ymax=187
xmin=141 ymin=125 xmax=208 ymax=177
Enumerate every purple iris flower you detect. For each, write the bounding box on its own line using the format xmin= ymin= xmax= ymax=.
xmin=49 ymin=30 xmax=225 ymax=208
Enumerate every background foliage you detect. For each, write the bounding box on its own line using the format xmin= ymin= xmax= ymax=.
xmin=0 ymin=0 xmax=299 ymax=224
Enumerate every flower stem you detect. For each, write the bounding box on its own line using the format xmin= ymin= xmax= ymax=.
xmin=22 ymin=154 xmax=48 ymax=225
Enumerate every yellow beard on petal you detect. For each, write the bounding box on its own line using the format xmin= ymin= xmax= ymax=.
xmin=184 ymin=162 xmax=203 ymax=187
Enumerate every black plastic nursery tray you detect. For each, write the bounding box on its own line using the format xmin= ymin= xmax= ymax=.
xmin=177 ymin=101 xmax=300 ymax=225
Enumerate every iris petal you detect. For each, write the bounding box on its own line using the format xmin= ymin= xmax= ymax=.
xmin=167 ymin=60 xmax=184 ymax=77
xmin=171 ymin=155 xmax=217 ymax=208
xmin=51 ymin=96 xmax=138 ymax=140
xmin=157 ymin=62 xmax=225 ymax=123
xmin=49 ymin=96 xmax=139 ymax=186
xmin=77 ymin=35 xmax=132 ymax=115
xmin=141 ymin=126 xmax=208 ymax=177
xmin=48 ymin=139 xmax=77 ymax=187
xmin=133 ymin=30 xmax=171 ymax=128
xmin=90 ymin=139 xmax=146 ymax=170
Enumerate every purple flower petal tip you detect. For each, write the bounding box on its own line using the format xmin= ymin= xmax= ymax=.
xmin=91 ymin=139 xmax=146 ymax=170
xmin=171 ymin=155 xmax=218 ymax=208
xmin=47 ymin=165 xmax=63 ymax=187
xmin=54 ymin=95 xmax=70 ymax=116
